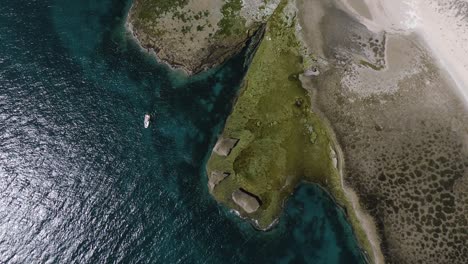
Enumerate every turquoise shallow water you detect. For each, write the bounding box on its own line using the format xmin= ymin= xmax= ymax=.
xmin=0 ymin=0 xmax=366 ymax=263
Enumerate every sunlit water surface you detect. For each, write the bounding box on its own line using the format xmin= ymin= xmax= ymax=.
xmin=0 ymin=0 xmax=366 ymax=263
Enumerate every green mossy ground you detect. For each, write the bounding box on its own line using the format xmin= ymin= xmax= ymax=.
xmin=131 ymin=0 xmax=248 ymax=38
xmin=208 ymin=1 xmax=339 ymax=228
xmin=359 ymin=60 xmax=384 ymax=71
xmin=131 ymin=0 xmax=210 ymax=37
xmin=206 ymin=1 xmax=374 ymax=261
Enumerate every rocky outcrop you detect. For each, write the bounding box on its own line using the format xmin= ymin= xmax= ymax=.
xmin=213 ymin=137 xmax=239 ymax=156
xmin=127 ymin=0 xmax=281 ymax=74
xmin=304 ymin=67 xmax=320 ymax=76
xmin=208 ymin=171 xmax=230 ymax=192
xmin=232 ymin=189 xmax=261 ymax=213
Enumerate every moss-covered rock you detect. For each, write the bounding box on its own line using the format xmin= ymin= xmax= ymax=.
xmin=127 ymin=0 xmax=280 ymax=74
xmin=232 ymin=189 xmax=261 ymax=213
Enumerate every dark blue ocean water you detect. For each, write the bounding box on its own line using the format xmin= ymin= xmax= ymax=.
xmin=0 ymin=0 xmax=366 ymax=263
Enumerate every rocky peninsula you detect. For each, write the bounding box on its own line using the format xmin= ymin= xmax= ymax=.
xmin=127 ymin=0 xmax=280 ymax=74
xmin=127 ymin=0 xmax=468 ymax=263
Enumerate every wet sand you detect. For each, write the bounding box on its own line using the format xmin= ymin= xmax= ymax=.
xmin=340 ymin=0 xmax=468 ymax=105
xmin=297 ymin=0 xmax=468 ymax=263
xmin=343 ymin=0 xmax=372 ymax=20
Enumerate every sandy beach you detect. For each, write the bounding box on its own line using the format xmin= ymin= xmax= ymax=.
xmin=340 ymin=0 xmax=468 ymax=105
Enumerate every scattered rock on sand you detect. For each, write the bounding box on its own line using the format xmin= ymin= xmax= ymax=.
xmin=232 ymin=189 xmax=261 ymax=214
xmin=330 ymin=146 xmax=338 ymax=169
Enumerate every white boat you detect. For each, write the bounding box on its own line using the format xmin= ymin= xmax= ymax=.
xmin=144 ymin=114 xmax=150 ymax=128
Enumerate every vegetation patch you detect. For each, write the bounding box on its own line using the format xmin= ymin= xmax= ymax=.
xmin=359 ymin=60 xmax=384 ymax=71
xmin=217 ymin=0 xmax=246 ymax=37
xmin=208 ymin=1 xmax=336 ymax=227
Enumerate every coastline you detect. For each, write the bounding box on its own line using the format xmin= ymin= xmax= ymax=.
xmin=124 ymin=16 xmax=192 ymax=76
xmin=295 ymin=1 xmax=384 ymax=262
xmin=333 ymin=140 xmax=384 ymax=264
xmin=127 ymin=0 xmax=383 ymax=262
xmin=308 ymin=92 xmax=384 ymax=264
